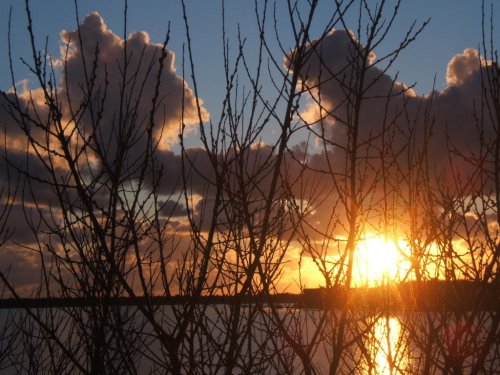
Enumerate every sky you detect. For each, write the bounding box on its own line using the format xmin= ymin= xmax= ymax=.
xmin=0 ymin=0 xmax=499 ymax=293
xmin=0 ymin=0 xmax=495 ymax=105
xmin=1 ymin=0 xmax=495 ymax=155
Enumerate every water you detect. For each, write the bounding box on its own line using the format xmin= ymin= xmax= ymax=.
xmin=0 ymin=305 xmax=498 ymax=374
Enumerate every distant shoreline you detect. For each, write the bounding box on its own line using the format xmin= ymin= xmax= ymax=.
xmin=1 ymin=280 xmax=498 ymax=311
xmin=0 ymin=294 xmax=301 ymax=309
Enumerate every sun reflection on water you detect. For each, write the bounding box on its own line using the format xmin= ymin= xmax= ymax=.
xmin=365 ymin=315 xmax=408 ymax=375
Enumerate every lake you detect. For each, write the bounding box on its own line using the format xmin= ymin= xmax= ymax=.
xmin=0 ymin=305 xmax=498 ymax=374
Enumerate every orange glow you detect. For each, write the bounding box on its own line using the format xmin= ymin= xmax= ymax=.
xmin=354 ymin=235 xmax=411 ymax=287
xmin=365 ymin=315 xmax=408 ymax=374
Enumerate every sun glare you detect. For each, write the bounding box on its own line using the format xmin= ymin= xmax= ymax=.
xmin=354 ymin=236 xmax=410 ymax=287
xmin=367 ymin=316 xmax=408 ymax=374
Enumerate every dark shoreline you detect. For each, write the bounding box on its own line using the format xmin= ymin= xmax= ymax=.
xmin=1 ymin=280 xmax=498 ymax=311
xmin=0 ymin=294 xmax=301 ymax=309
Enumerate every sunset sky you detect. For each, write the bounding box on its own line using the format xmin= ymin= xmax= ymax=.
xmin=2 ymin=4 xmax=500 ymax=375
xmin=0 ymin=0 xmax=498 ymax=293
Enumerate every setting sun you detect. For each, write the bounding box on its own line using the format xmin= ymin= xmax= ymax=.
xmin=354 ymin=236 xmax=411 ymax=286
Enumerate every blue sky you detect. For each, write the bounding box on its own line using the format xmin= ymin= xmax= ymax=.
xmin=0 ymin=0 xmax=495 ymax=113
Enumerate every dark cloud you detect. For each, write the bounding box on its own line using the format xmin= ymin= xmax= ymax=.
xmin=1 ymin=243 xmax=42 ymax=296
xmin=0 ymin=146 xmax=69 ymax=206
xmin=156 ymin=147 xmax=213 ymax=196
xmin=0 ymin=89 xmax=51 ymax=135
xmin=293 ymin=29 xmax=497 ymax=189
xmin=3 ymin=204 xmax=52 ymax=245
xmin=159 ymin=199 xmax=187 ymax=218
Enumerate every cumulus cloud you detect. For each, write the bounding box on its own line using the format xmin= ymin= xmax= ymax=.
xmin=446 ymin=48 xmax=482 ymax=86
xmin=274 ymin=28 xmax=500 ymax=249
xmin=0 ymin=12 xmax=212 ymax=294
xmin=0 ymin=12 xmax=209 ymax=203
xmin=1 ymin=19 xmax=498 ymax=293
xmin=293 ymin=29 xmax=496 ymax=187
xmin=59 ymin=12 xmax=207 ymax=151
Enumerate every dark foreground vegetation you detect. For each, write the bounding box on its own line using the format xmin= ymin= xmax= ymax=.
xmin=1 ymin=0 xmax=499 ymax=373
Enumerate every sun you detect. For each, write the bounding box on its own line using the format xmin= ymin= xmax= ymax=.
xmin=353 ymin=235 xmax=411 ymax=287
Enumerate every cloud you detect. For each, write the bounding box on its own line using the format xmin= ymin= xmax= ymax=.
xmin=0 ymin=11 xmax=210 ymax=202
xmin=159 ymin=199 xmax=187 ymax=217
xmin=294 ymin=29 xmax=496 ymax=187
xmin=1 ymin=242 xmax=42 ymax=296
xmin=1 ymin=203 xmax=53 ymax=246
xmin=59 ymin=12 xmax=207 ymax=152
xmin=277 ymin=28 xmax=500 ymax=249
xmin=0 ymin=12 xmax=212 ymax=294
xmin=1 ymin=19 xmax=498 ymax=293
xmin=0 ymin=90 xmax=51 ymax=148
xmin=446 ymin=48 xmax=482 ymax=86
